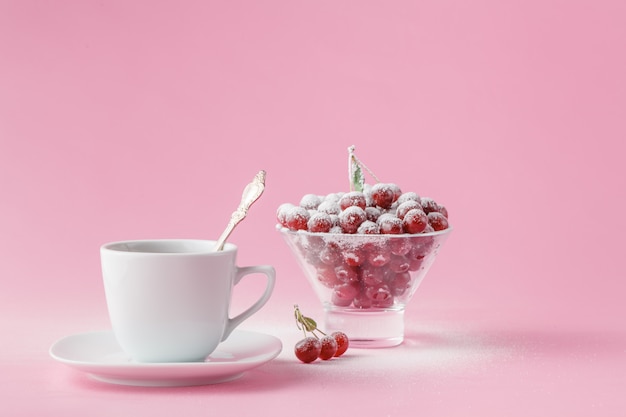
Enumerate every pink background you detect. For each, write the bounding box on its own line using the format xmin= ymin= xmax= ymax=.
xmin=1 ymin=0 xmax=625 ymax=415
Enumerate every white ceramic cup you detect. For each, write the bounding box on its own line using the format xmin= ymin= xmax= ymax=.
xmin=100 ymin=239 xmax=276 ymax=363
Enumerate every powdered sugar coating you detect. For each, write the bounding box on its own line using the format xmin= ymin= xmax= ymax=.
xmin=308 ymin=211 xmax=333 ymax=233
xmin=277 ymin=183 xmax=449 ymax=235
xmin=370 ymin=183 xmax=396 ymax=209
xmin=300 ymin=194 xmax=322 ymax=210
xmin=427 ymin=211 xmax=449 ymax=231
xmin=403 ymin=209 xmax=429 ymax=234
xmin=357 ymin=220 xmax=380 ymax=235
xmin=397 ymin=191 xmax=421 ymax=205
xmin=317 ymin=200 xmax=341 ymax=216
xmin=285 ymin=206 xmax=310 ymax=231
xmin=364 ymin=206 xmax=382 ymax=222
xmin=276 ymin=203 xmax=295 ymax=227
xmin=396 ymin=200 xmax=423 ymax=220
xmin=338 ymin=206 xmax=367 ymax=234
xmin=339 ymin=191 xmax=367 ymax=211
xmin=420 ymin=197 xmax=439 ymax=214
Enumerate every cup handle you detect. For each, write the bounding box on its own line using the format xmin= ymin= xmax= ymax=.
xmin=222 ymin=265 xmax=276 ymax=341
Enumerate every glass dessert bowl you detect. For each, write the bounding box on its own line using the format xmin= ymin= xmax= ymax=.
xmin=278 ymin=226 xmax=452 ymax=347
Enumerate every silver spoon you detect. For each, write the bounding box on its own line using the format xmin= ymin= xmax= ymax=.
xmin=214 ymin=170 xmax=266 ymax=251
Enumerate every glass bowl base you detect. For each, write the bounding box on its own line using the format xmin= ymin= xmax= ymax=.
xmin=324 ymin=306 xmax=405 ymax=348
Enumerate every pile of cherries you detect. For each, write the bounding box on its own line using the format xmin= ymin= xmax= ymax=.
xmin=277 ymin=183 xmax=450 ymax=310
xmin=293 ymin=305 xmax=349 ymax=363
xmin=277 ymin=182 xmax=449 ymax=235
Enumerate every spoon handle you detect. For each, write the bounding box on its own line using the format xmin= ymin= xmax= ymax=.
xmin=214 ymin=170 xmax=266 ymax=251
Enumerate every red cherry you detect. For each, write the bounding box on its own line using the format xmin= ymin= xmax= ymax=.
xmin=319 ymin=242 xmax=342 ymax=265
xmin=334 ymin=263 xmax=358 ymax=283
xmin=367 ymin=245 xmax=392 ymax=267
xmin=324 ymin=192 xmax=342 ymax=203
xmin=364 ymin=206 xmax=382 ymax=223
xmin=285 ymin=206 xmax=310 ymax=231
xmin=308 ymin=212 xmax=333 ymax=233
xmin=339 ymin=191 xmax=367 ymax=211
xmin=373 ymin=294 xmax=395 ymax=308
xmin=300 ymin=194 xmax=322 ymax=210
xmin=357 ymin=220 xmax=380 ymax=234
xmin=342 ymin=247 xmax=366 ymax=266
xmin=407 ymin=238 xmax=433 ymax=260
xmin=439 ymin=205 xmax=449 ymax=219
xmin=319 ymin=335 xmax=338 ymax=360
xmin=338 ymin=206 xmax=366 ymax=234
xmin=361 ymin=265 xmax=385 ymax=286
xmin=295 ymin=337 xmax=322 ymax=363
xmin=332 ymin=282 xmax=359 ymax=306
xmin=365 ymin=283 xmax=392 ymax=303
xmin=331 ymin=332 xmax=349 ymax=357
xmin=396 ymin=200 xmax=423 ymax=220
xmin=420 ymin=197 xmax=439 ymax=214
xmin=408 ymin=257 xmax=424 ymax=271
xmin=331 ymin=291 xmax=354 ymax=307
xmin=389 ymin=255 xmax=410 ymax=273
xmin=427 ymin=212 xmax=449 ymax=231
xmin=389 ymin=237 xmax=412 ymax=256
xmin=389 ymin=183 xmax=402 ymax=202
xmin=329 ymin=214 xmax=340 ymax=227
xmin=389 ymin=271 xmax=411 ymax=296
xmin=403 ymin=209 xmax=428 ymax=234
xmin=397 ymin=192 xmax=420 ymax=205
xmin=378 ymin=214 xmax=404 ymax=234
xmin=352 ymin=290 xmax=373 ymax=308
xmin=370 ymin=183 xmax=396 ymax=209
xmin=317 ymin=200 xmax=341 ymax=215
xmin=316 ymin=265 xmax=341 ymax=288
xmin=336 ymin=281 xmax=360 ymax=299
xmin=276 ymin=203 xmax=295 ymax=227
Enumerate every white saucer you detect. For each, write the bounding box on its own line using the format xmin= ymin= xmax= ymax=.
xmin=50 ymin=330 xmax=282 ymax=387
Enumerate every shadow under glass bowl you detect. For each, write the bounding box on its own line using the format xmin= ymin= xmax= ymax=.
xmin=278 ymin=225 xmax=453 ymax=347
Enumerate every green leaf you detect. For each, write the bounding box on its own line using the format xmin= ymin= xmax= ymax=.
xmin=351 ymin=156 xmax=365 ymax=192
xmin=300 ymin=316 xmax=318 ymax=332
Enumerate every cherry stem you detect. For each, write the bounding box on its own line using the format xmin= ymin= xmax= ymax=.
xmin=294 ymin=304 xmax=327 ymax=339
xmin=348 ymin=145 xmax=381 ymax=188
xmin=312 ymin=328 xmax=327 ymax=338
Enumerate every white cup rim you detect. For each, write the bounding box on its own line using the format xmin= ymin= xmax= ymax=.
xmin=101 ymin=239 xmax=236 ymax=255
